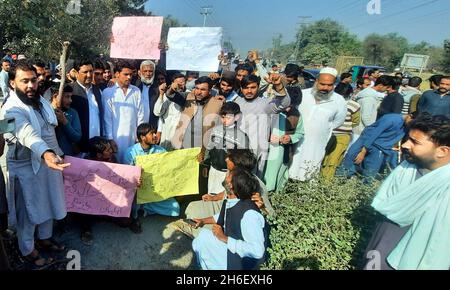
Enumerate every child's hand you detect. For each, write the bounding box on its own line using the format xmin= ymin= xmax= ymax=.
xmin=202 ymin=194 xmax=213 ymax=201
xmin=197 ymin=152 xmax=205 ymax=163
xmin=192 ymin=218 xmax=204 ymax=229
xmin=251 ymin=192 xmax=265 ymax=209
xmin=137 ymin=176 xmax=143 ymax=188
xmin=54 ymin=108 xmax=68 ymax=125
xmin=202 ymin=194 xmax=220 ymax=201
xmin=158 ymin=83 xmax=167 ymax=97
xmin=212 ymin=224 xmax=227 ymax=243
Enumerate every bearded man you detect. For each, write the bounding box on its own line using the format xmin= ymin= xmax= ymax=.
xmin=137 ymin=60 xmax=160 ymax=130
xmin=289 ymin=67 xmax=347 ymax=181
xmin=363 ymin=113 xmax=450 ymax=270
xmin=417 ymin=76 xmax=450 ymax=116
xmin=0 ymin=60 xmax=70 ymax=268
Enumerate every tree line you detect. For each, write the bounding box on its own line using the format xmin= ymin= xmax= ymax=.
xmin=268 ymin=19 xmax=449 ymax=72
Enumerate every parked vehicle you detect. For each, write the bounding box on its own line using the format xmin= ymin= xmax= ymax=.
xmin=349 ymin=65 xmax=386 ymax=82
xmin=302 ymin=69 xmax=341 ymax=88
xmin=302 ymin=69 xmax=320 ymax=88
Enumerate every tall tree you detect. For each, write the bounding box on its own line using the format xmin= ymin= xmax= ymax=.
xmin=384 ymin=33 xmax=409 ymax=68
xmin=362 ymin=33 xmax=407 ymax=69
xmin=161 ymin=14 xmax=187 ymax=43
xmin=427 ymin=46 xmax=445 ymax=72
xmin=301 ymin=44 xmax=333 ymax=66
xmin=442 ymin=39 xmax=450 ymax=73
xmin=410 ymin=41 xmax=432 ymax=55
xmin=0 ymin=0 xmax=153 ymax=60
xmin=296 ymin=18 xmax=362 ymax=63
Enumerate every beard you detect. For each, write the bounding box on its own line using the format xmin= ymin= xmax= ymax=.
xmin=219 ymin=88 xmax=231 ymax=97
xmin=402 ymin=148 xmax=431 ymax=169
xmin=438 ymin=87 xmax=449 ymax=95
xmin=141 ymin=76 xmax=154 ymax=86
xmin=312 ymin=86 xmax=334 ymax=101
xmin=15 ymin=87 xmax=40 ymax=107
xmin=195 ymin=95 xmax=209 ymax=106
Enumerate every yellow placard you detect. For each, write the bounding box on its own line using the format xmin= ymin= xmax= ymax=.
xmin=136 ymin=148 xmax=201 ymax=203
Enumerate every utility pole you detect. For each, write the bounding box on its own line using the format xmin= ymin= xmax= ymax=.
xmin=200 ymin=6 xmax=212 ymax=27
xmin=291 ymin=16 xmax=312 ymax=62
xmin=372 ymin=44 xmax=378 ymax=65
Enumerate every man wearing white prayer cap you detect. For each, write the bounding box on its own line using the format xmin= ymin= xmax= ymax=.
xmin=289 ymin=67 xmax=347 ymax=181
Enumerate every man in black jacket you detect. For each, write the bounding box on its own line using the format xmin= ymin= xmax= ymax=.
xmin=70 ymin=59 xmax=105 ymax=154
xmin=377 ymin=76 xmax=404 ymax=120
xmin=191 ymin=167 xmax=268 ymax=270
xmin=135 ymin=60 xmax=160 ymax=132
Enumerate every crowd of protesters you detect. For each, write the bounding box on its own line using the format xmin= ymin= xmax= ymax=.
xmin=0 ymin=45 xmax=449 ymax=270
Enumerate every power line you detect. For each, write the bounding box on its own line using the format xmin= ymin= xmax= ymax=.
xmin=374 ymin=6 xmax=450 ymax=30
xmin=333 ymin=0 xmax=363 ymax=14
xmin=301 ymin=0 xmax=357 ymax=19
xmin=184 ymin=0 xmax=200 ymax=17
xmin=348 ymin=0 xmax=441 ymax=30
xmin=342 ymin=0 xmax=406 ymax=26
xmin=207 ymin=8 xmax=221 ymax=27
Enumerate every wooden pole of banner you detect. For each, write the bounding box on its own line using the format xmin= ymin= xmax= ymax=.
xmin=57 ymin=41 xmax=71 ymax=108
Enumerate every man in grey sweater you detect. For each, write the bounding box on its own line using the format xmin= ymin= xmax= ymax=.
xmin=234 ymin=74 xmax=290 ymax=177
xmin=354 ymin=75 xmax=392 ymax=136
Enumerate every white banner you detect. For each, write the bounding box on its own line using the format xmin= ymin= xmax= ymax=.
xmin=166 ymin=27 xmax=223 ymax=72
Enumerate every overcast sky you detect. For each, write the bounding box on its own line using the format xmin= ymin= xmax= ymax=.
xmin=145 ymin=0 xmax=449 ymax=55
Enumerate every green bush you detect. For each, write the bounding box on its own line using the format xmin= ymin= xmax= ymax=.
xmin=263 ymin=176 xmax=381 ymax=270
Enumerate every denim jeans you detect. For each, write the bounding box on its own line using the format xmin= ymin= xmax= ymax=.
xmin=337 ymin=139 xmax=390 ymax=183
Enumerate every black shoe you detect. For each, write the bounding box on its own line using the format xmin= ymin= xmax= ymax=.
xmin=129 ymin=218 xmax=142 ymax=234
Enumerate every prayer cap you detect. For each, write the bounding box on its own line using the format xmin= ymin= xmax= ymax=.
xmin=319 ymin=67 xmax=338 ymax=77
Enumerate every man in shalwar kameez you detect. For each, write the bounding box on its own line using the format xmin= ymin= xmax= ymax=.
xmin=102 ymin=60 xmax=145 ymax=163
xmin=362 ymin=114 xmax=450 ymax=270
xmin=289 ymin=68 xmax=347 ymax=181
xmin=0 ymin=60 xmax=70 ymax=267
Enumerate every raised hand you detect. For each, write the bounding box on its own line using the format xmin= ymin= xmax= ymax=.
xmin=159 ymin=83 xmax=167 ymax=96
xmin=54 ymin=108 xmax=68 ymax=126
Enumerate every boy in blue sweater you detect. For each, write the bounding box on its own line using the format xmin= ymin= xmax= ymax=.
xmin=50 ymin=85 xmax=82 ymax=156
xmin=124 ymin=123 xmax=180 ymax=233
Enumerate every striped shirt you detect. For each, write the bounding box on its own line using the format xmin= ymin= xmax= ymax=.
xmin=333 ymin=100 xmax=361 ymax=135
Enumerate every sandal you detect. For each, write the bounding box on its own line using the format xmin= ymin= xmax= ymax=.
xmin=35 ymin=238 xmax=67 ymax=253
xmin=22 ymin=249 xmax=54 ymax=270
xmin=80 ymin=230 xmax=93 ymax=246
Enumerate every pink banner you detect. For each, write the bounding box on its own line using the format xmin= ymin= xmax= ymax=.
xmin=110 ymin=16 xmax=163 ymax=60
xmin=63 ymin=156 xmax=141 ymax=218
